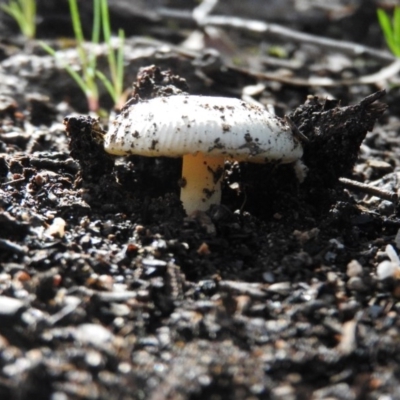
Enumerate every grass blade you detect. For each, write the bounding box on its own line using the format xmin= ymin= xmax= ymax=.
xmin=40 ymin=41 xmax=99 ymax=111
xmin=101 ymin=0 xmax=117 ymax=83
xmin=2 ymin=0 xmax=36 ymax=38
xmin=394 ymin=7 xmax=400 ymax=48
xmin=96 ymin=70 xmax=116 ymax=103
xmin=377 ymin=9 xmax=393 ymax=39
xmin=40 ymin=42 xmax=87 ymax=95
xmin=377 ymin=8 xmax=400 ymax=57
xmin=68 ymin=0 xmax=87 ymax=65
xmin=115 ymin=29 xmax=125 ymax=102
xmin=88 ymin=0 xmax=101 ymax=74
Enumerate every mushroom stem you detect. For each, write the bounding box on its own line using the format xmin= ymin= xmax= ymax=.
xmin=181 ymin=153 xmax=225 ymax=215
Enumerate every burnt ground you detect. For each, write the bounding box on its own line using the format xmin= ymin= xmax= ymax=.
xmin=1 ymin=1 xmax=400 ymax=399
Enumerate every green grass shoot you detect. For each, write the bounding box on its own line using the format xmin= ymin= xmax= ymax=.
xmin=1 ymin=0 xmax=36 ymax=39
xmin=41 ymin=0 xmax=125 ymax=112
xmin=377 ymin=7 xmax=400 ymax=57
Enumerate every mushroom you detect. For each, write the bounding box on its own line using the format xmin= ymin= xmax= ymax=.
xmin=104 ymin=95 xmax=303 ymax=215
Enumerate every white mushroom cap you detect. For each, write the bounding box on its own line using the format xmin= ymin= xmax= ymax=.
xmin=104 ymin=95 xmax=302 ymax=163
xmin=104 ymin=95 xmax=303 ymax=215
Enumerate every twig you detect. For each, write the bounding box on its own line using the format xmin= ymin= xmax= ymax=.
xmin=339 ymin=177 xmax=398 ymax=203
xmin=0 ymin=238 xmax=27 ymax=255
xmin=192 ymin=0 xmax=219 ymax=24
xmin=284 ymin=116 xmax=309 ymax=143
xmin=202 ymin=15 xmax=396 ymax=63
xmin=227 ymin=59 xmax=400 ymax=88
xmin=1 ymin=177 xmax=25 ymax=186
xmin=129 ymin=37 xmax=400 ymax=88
xmin=358 ymin=58 xmax=400 ymax=85
xmin=157 ymin=8 xmax=396 ymax=63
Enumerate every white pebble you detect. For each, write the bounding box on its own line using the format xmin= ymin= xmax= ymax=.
xmin=346 ymin=260 xmax=363 ymax=277
xmin=377 ymin=260 xmax=399 ymax=280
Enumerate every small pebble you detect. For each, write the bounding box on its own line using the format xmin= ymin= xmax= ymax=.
xmin=312 ymin=382 xmax=354 ymax=400
xmin=45 ymin=217 xmax=66 ymax=238
xmin=0 ymin=295 xmax=25 ymax=316
xmin=74 ymin=323 xmax=114 ymax=347
xmin=262 ymin=271 xmax=275 ymax=283
xmin=346 ymin=276 xmax=366 ymax=292
xmin=142 ymin=258 xmax=167 ymax=268
xmin=377 ymin=260 xmax=400 ymax=280
xmin=267 ymin=282 xmax=291 ymax=295
xmin=346 ymin=260 xmax=363 ymax=277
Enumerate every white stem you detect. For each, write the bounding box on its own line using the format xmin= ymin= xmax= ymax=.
xmin=181 ymin=153 xmax=224 ymax=215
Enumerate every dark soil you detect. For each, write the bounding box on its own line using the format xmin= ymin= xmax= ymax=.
xmin=1 ymin=1 xmax=400 ymax=399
